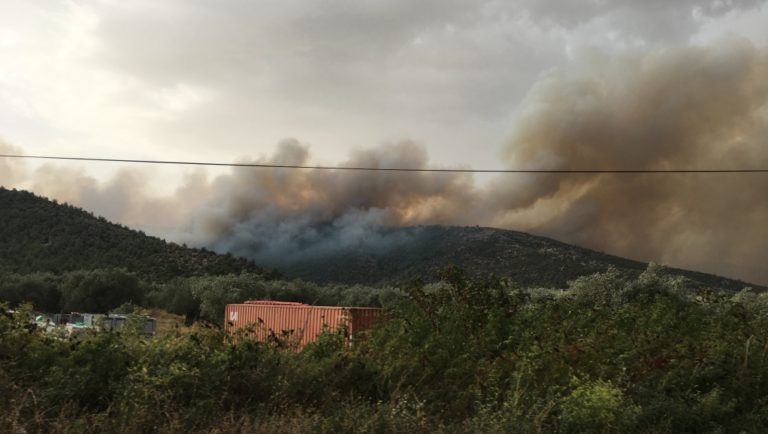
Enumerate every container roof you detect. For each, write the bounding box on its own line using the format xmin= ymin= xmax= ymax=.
xmin=243 ymin=300 xmax=309 ymax=306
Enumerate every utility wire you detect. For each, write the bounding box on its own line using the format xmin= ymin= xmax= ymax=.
xmin=1 ymin=153 xmax=768 ymax=173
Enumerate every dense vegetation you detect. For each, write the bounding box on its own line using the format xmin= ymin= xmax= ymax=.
xmin=0 ymin=188 xmax=394 ymax=321
xmin=272 ymin=225 xmax=761 ymax=291
xmin=3 ymin=266 xmax=768 ymax=433
xmin=3 ymin=187 xmax=767 ymax=432
xmin=0 ymin=188 xmax=264 ymax=279
xmin=1 ymin=188 xmax=759 ymax=292
xmin=0 ymin=269 xmax=393 ymax=323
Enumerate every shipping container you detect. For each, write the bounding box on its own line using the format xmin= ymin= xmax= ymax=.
xmin=225 ymin=301 xmax=382 ymax=348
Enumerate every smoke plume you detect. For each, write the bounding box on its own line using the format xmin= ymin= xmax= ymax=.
xmin=181 ymin=39 xmax=768 ymax=283
xmin=2 ymin=38 xmax=767 ymax=285
xmin=0 ymin=148 xmax=210 ymax=234
xmin=0 ymin=141 xmax=26 ymax=187
xmin=181 ymin=139 xmax=480 ymax=266
xmin=493 ymin=38 xmax=768 ymax=283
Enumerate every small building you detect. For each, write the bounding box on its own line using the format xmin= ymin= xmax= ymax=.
xmin=69 ymin=313 xmax=103 ymax=327
xmin=102 ymin=314 xmax=157 ymax=336
xmin=225 ymin=301 xmax=382 ymax=348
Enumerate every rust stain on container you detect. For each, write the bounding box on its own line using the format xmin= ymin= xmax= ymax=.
xmin=225 ymin=301 xmax=382 ymax=348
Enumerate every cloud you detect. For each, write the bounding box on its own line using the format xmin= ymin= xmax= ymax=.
xmin=2 ymin=0 xmax=765 ymax=170
xmin=521 ymin=0 xmax=764 ymax=41
xmin=31 ymin=0 xmax=566 ymax=164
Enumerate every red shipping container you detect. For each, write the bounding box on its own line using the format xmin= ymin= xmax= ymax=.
xmin=225 ymin=301 xmax=382 ymax=348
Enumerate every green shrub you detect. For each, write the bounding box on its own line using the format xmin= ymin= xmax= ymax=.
xmin=3 ymin=266 xmax=768 ymax=433
xmin=560 ymin=378 xmax=640 ymax=432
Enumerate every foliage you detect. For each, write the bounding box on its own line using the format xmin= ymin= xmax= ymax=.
xmin=559 ymin=377 xmax=640 ymax=432
xmin=0 ymin=187 xmax=264 ymax=280
xmin=2 ymin=266 xmax=768 ymax=433
xmin=275 ymin=225 xmax=760 ymax=291
xmin=144 ymin=273 xmax=399 ymax=323
xmin=0 ymin=269 xmax=149 ymax=313
xmin=1 ymin=269 xmax=395 ymax=323
xmin=60 ymin=269 xmax=145 ymax=312
xmin=0 ymin=272 xmax=61 ymax=312
xmin=1 ymin=187 xmax=759 ymax=294
xmin=110 ymin=302 xmax=144 ymax=315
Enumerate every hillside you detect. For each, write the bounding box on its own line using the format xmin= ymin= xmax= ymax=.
xmin=0 ymin=188 xmax=263 ymax=280
xmin=1 ymin=187 xmax=758 ymax=292
xmin=275 ymin=225 xmax=761 ymax=291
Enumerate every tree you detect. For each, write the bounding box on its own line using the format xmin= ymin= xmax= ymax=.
xmin=61 ymin=269 xmax=144 ymax=312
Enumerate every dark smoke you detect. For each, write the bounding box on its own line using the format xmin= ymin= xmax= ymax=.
xmin=181 ymin=139 xmax=480 ymax=266
xmin=493 ymin=38 xmax=768 ymax=284
xmin=178 ymin=39 xmax=768 ymax=283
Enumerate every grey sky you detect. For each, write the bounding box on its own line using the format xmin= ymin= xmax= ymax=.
xmin=2 ymin=0 xmax=764 ymax=176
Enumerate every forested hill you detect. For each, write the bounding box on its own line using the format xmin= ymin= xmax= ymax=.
xmin=1 ymin=187 xmax=759 ymax=292
xmin=0 ymin=188 xmax=263 ymax=280
xmin=276 ymin=225 xmax=762 ymax=292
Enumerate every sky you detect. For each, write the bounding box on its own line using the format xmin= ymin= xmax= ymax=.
xmin=1 ymin=0 xmax=768 ymax=284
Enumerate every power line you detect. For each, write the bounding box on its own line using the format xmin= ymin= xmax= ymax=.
xmin=1 ymin=153 xmax=768 ymax=174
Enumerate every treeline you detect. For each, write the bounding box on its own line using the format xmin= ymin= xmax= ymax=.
xmin=0 ymin=269 xmax=397 ymax=321
xmin=3 ymin=266 xmax=768 ymax=433
xmin=0 ymin=187 xmax=265 ymax=279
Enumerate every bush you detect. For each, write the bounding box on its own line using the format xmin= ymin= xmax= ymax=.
xmin=3 ymin=266 xmax=768 ymax=433
xmin=560 ymin=378 xmax=640 ymax=432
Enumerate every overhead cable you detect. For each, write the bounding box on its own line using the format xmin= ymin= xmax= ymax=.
xmin=2 ymin=153 xmax=767 ymax=174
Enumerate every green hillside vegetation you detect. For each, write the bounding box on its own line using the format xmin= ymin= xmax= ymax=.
xmin=1 ymin=186 xmax=761 ymax=330
xmin=3 ymin=187 xmax=760 ymax=294
xmin=276 ymin=225 xmax=761 ymax=292
xmin=0 ymin=188 xmax=395 ymax=319
xmin=0 ymin=188 xmax=264 ymax=279
xmin=3 ymin=267 xmax=768 ymax=433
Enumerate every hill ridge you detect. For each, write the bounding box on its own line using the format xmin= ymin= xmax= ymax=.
xmin=0 ymin=187 xmax=263 ymax=280
xmin=1 ymin=187 xmax=759 ymax=292
xmin=271 ymin=224 xmax=761 ymax=291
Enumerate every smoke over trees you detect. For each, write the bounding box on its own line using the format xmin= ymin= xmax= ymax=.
xmin=1 ymin=38 xmax=767 ymax=284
